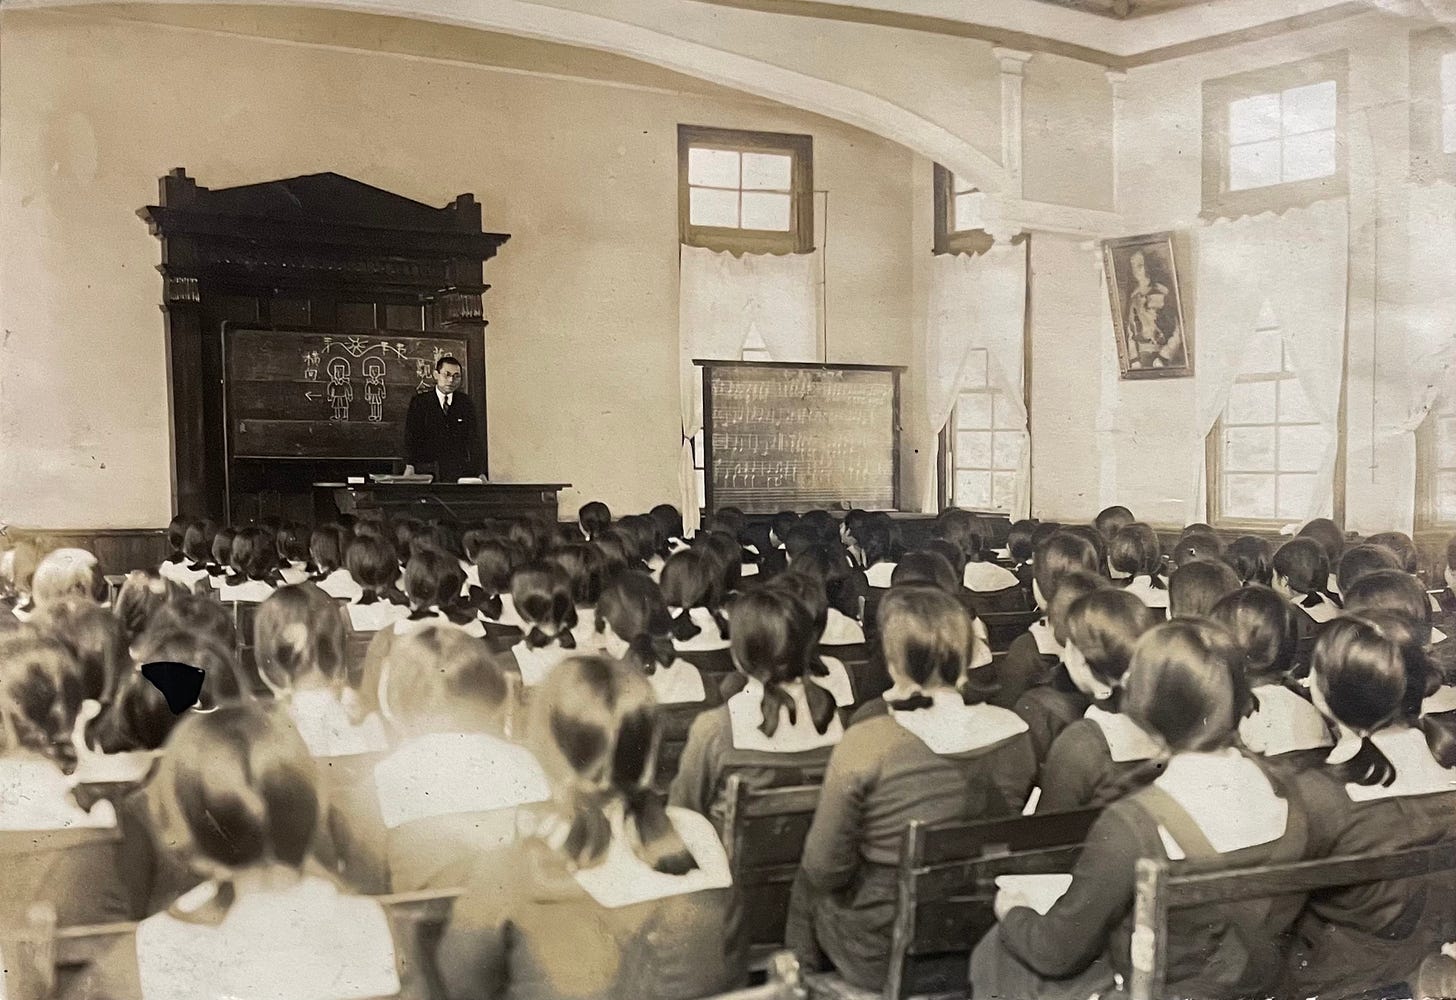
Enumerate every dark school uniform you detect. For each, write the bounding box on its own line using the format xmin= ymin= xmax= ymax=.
xmin=789 ymin=691 xmax=1035 ymax=988
xmin=992 ymin=619 xmax=1061 ymax=710
xmin=1238 ymin=683 xmax=1334 ymax=774
xmin=1013 ymin=666 xmax=1090 ymax=766
xmin=1036 ymin=706 xmax=1163 ymax=814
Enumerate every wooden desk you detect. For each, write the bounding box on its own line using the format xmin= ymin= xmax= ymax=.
xmin=313 ymin=482 xmax=568 ymax=524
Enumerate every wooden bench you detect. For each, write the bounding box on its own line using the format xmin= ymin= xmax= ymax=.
xmin=980 ymin=610 xmax=1041 ymax=654
xmin=1129 ymin=841 xmax=1456 ymax=1000
xmin=722 ymin=776 xmax=823 ymax=965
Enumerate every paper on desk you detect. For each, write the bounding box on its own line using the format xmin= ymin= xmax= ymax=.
xmin=994 ymin=874 xmax=1073 ymax=915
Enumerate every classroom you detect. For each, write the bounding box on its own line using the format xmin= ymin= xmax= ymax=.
xmin=2 ymin=1 xmax=1456 ymax=998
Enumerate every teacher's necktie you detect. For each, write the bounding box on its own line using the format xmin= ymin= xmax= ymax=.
xmin=442 ymin=394 xmax=451 ymax=417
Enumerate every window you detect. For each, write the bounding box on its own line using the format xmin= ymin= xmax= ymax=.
xmin=1411 ymin=31 xmax=1456 ymax=181
xmin=1208 ymin=311 xmax=1329 ymax=525
xmin=932 ymin=164 xmax=995 ymax=256
xmin=678 ymin=125 xmax=813 ymax=254
xmin=693 ymin=331 xmax=774 ymax=505
xmin=1203 ymin=52 xmax=1347 ymax=217
xmin=1417 ymin=392 xmax=1456 ymax=528
xmin=942 ymin=349 xmax=1021 ymax=513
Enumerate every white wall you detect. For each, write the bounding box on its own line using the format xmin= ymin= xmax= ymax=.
xmin=0 ymin=7 xmax=918 ymax=527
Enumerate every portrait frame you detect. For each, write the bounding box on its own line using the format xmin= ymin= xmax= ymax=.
xmin=1102 ymin=231 xmax=1193 ymax=381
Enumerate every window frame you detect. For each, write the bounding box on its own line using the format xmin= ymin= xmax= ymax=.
xmin=1416 ymin=394 xmax=1456 ymax=531
xmin=1201 ymin=51 xmax=1349 ymax=219
xmin=932 ymin=164 xmax=996 ymax=256
xmin=678 ymin=124 xmax=814 ymax=255
xmin=937 ymin=349 xmax=1023 ymax=516
xmin=1411 ymin=28 xmax=1456 ymax=184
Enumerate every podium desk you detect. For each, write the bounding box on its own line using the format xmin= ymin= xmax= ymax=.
xmin=313 ymin=482 xmax=569 ymax=525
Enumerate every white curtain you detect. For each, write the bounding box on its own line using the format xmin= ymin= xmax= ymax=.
xmin=677 ymin=244 xmax=820 ymax=529
xmin=921 ymin=241 xmax=1030 ymax=517
xmin=1186 ymin=198 xmax=1349 ymax=523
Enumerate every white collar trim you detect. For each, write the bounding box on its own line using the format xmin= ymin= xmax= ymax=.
xmin=1423 ymin=685 xmax=1456 ymax=716
xmin=1153 ymin=750 xmax=1287 ymax=857
xmin=373 ymin=732 xmax=549 ymax=829
xmin=1327 ymin=728 xmax=1456 ymax=802
xmin=727 ymin=680 xmax=844 ymax=752
xmin=569 ymin=808 xmax=732 ymax=909
xmin=1029 ymin=619 xmax=1062 ymax=657
xmin=1085 ymin=705 xmax=1162 ymax=763
xmin=889 ymin=689 xmax=1029 ymax=755
xmin=1238 ymin=685 xmax=1333 ymax=757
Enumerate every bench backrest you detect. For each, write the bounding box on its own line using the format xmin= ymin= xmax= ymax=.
xmin=980 ymin=610 xmax=1041 ymax=653
xmin=723 ymin=776 xmax=823 ymax=959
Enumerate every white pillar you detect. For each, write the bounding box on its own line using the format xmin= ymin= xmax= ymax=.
xmin=993 ymin=47 xmax=1034 ymax=199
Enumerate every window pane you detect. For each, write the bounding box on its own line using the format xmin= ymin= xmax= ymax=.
xmin=1277 ymin=380 xmax=1318 ymax=424
xmin=1229 ymin=140 xmax=1281 ymax=191
xmin=1226 ymin=426 xmax=1276 ymax=472
xmin=1276 ymin=473 xmax=1317 ymax=520
xmin=957 ymin=431 xmax=993 ymax=468
xmin=994 ymin=397 xmax=1023 ymax=430
xmin=962 ymin=351 xmax=989 ymax=390
xmin=953 ymin=192 xmax=982 ymax=233
xmin=741 ymin=152 xmax=791 ymax=191
xmin=956 ymin=393 xmax=993 ymax=431
xmin=1226 ymin=474 xmax=1276 ymax=520
xmin=1282 ymin=130 xmax=1337 ymax=183
xmin=1244 ymin=333 xmax=1284 ymax=375
xmin=690 ymin=187 xmax=739 ymax=227
xmin=688 ymin=147 xmax=740 ymax=188
xmin=697 ymin=468 xmax=707 ymax=504
xmin=956 ymin=471 xmax=992 ymax=510
xmin=1227 ymin=381 xmax=1276 ymax=425
xmin=1435 ymin=414 xmax=1456 ymax=468
xmin=741 ymin=191 xmax=791 ymax=231
xmin=993 ymin=432 xmax=1023 ymax=470
xmin=1444 ymin=104 xmax=1456 ymax=156
xmin=1438 ymin=471 xmax=1456 ymax=523
xmin=1229 ymin=93 xmax=1282 ymax=143
xmin=1278 ymin=425 xmax=1327 ymax=473
xmin=1281 ymin=81 xmax=1337 ymax=135
xmin=992 ymin=472 xmax=1017 ymax=512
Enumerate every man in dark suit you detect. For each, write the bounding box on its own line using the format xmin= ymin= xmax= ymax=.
xmin=402 ymin=355 xmax=486 ymax=482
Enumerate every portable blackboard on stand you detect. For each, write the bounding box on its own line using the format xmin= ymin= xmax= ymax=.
xmin=697 ymin=360 xmax=903 ymax=514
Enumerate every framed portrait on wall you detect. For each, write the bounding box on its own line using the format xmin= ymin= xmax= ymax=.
xmin=1103 ymin=232 xmax=1192 ymax=380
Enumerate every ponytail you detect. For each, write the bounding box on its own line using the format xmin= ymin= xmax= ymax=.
xmin=1340 ymin=732 xmax=1397 ymax=788
xmin=628 ymin=632 xmax=676 ymax=675
xmin=710 ymin=608 xmax=731 ymax=641
xmin=526 ymin=626 xmax=576 ymax=651
xmin=1147 ymin=574 xmax=1167 ymax=591
xmin=1091 ymin=750 xmax=1171 ymax=807
xmin=670 ymin=608 xmax=701 ymax=641
xmin=1301 ymin=587 xmax=1342 ymax=610
xmin=1418 ymin=714 xmax=1456 ymax=770
xmin=466 ymin=586 xmax=504 ymax=621
xmin=756 ymin=676 xmax=836 ymax=737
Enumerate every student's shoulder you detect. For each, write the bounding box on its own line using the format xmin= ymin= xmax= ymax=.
xmin=1045 ymin=718 xmax=1106 ymax=759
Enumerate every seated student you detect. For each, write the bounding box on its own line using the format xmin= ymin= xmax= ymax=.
xmin=756 ymin=572 xmax=857 ymax=708
xmin=1171 ymin=528 xmax=1224 ymax=570
xmin=696 ymin=527 xmax=750 ymax=598
xmin=370 ymin=624 xmax=547 ymax=891
xmin=1093 ymin=505 xmax=1135 ymax=546
xmin=762 ymin=511 xmax=799 ymax=577
xmin=155 ymin=515 xmax=192 ymax=583
xmin=857 ymin=515 xmax=900 ymax=589
xmin=1167 ymin=558 xmax=1240 ymax=619
xmin=996 ymin=531 xmax=1102 ymax=710
xmin=1273 ymin=537 xmax=1343 ymax=625
xmin=1342 ymin=568 xmax=1456 ymax=702
xmin=68 ymin=706 xmax=403 ymax=1000
xmin=341 ymin=535 xmax=410 ymax=634
xmin=1284 ymin=614 xmax=1456 ymax=998
xmin=256 ymin=583 xmax=387 ymax=758
xmin=789 ymin=544 xmax=866 ymax=648
xmin=32 ymin=547 xmax=107 ymax=614
xmin=789 ymin=586 xmax=1035 ymax=988
xmin=466 ymin=537 xmax=526 ymax=633
xmin=0 ymin=633 xmax=127 ymax=927
xmin=597 ymin=572 xmax=708 ymax=705
xmin=275 ymin=521 xmax=312 ymax=585
xmin=218 ymin=526 xmax=282 ymax=603
xmin=31 ymin=600 xmax=128 ymax=750
xmin=307 ymin=524 xmax=361 ymax=601
xmin=972 ymin=619 xmax=1316 ymax=1000
xmin=111 ymin=570 xmax=183 ymax=651
xmin=1037 ymin=588 xmax=1163 ymax=812
xmin=649 ymin=503 xmax=688 ymax=555
xmin=549 ymin=542 xmax=608 ymax=651
xmin=669 ymin=588 xmax=843 ymax=825
xmin=1336 ymin=543 xmax=1401 ymax=597
xmin=395 ymin=547 xmax=484 ymax=636
xmin=1109 ymin=523 xmax=1168 ymax=611
xmin=205 ymin=525 xmax=236 ymax=590
xmin=660 ymin=549 xmax=733 ymax=671
xmin=884 ymin=552 xmax=996 ymax=671
xmin=1225 ymin=534 xmax=1274 ymax=587
xmin=1366 ymin=530 xmax=1420 ymax=576
xmin=578 ymin=499 xmax=612 ymax=542
xmin=509 ymin=562 xmax=580 ymax=688
xmin=939 ymin=509 xmax=1019 ymax=593
xmin=160 ymin=519 xmax=214 ymax=591
xmin=1004 ymin=518 xmax=1037 ymax=594
xmin=1298 ymin=517 xmax=1346 ymax=595
xmin=1211 ymin=586 xmax=1332 ymax=766
xmin=1014 ymin=571 xmax=1111 ymax=768
xmin=437 ymin=655 xmax=743 ymax=1000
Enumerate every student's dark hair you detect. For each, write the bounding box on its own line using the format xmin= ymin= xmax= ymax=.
xmin=548 ymin=542 xmax=608 ymax=607
xmin=1094 ymin=506 xmax=1136 ymax=540
xmin=615 ymin=514 xmax=663 ymax=564
xmin=770 ymin=511 xmax=800 ymax=545
xmin=228 ymin=527 xmax=279 ymax=583
xmin=0 ymin=634 xmax=84 ymax=761
xmin=345 ymin=535 xmax=403 ymax=595
xmin=1065 ymin=588 xmax=1162 ymax=704
xmin=768 ymin=571 xmax=831 ymax=643
xmin=1225 ymin=535 xmax=1274 ymax=586
xmin=404 ymin=546 xmax=468 ymax=612
xmin=578 ymin=501 xmax=613 ymax=541
xmin=1273 ymin=537 xmax=1340 ymax=608
xmin=855 ymin=515 xmax=897 ymax=568
xmin=1173 ymin=530 xmax=1224 ymax=568
xmin=592 ymin=532 xmax=632 ymax=581
xmin=307 ymin=524 xmax=349 ymax=576
xmin=877 ymin=585 xmax=976 ymax=704
xmin=1006 ymin=520 xmax=1037 ymax=565
xmin=165 ymin=706 xmax=318 ymax=870
xmin=1297 ymin=517 xmax=1346 ymax=565
xmin=468 ymin=539 xmax=518 ymax=618
xmin=132 ymin=630 xmax=251 ymax=711
xmin=693 ymin=531 xmax=743 ymax=600
xmin=507 ymin=518 xmax=552 ymax=562
xmin=182 ymin=519 xmax=217 ymax=566
xmin=659 ymin=549 xmax=729 ymax=640
xmin=1062 ymin=525 xmax=1109 ymax=582
xmin=1122 ymin=619 xmax=1243 ymax=753
xmin=648 ymin=504 xmax=684 ymax=543
xmin=1034 ymin=531 xmax=1101 ymax=608
xmin=730 ymin=588 xmax=835 ymax=737
xmin=1312 ymin=615 xmax=1456 ymax=783
xmin=923 ymin=538 xmax=968 ymax=579
xmin=435 ymin=354 xmax=462 ymax=371
xmin=511 ymin=562 xmax=579 ymax=648
xmin=1168 ymin=559 xmax=1241 ymax=619
xmin=254 ymin=583 xmax=347 ymax=692
xmin=936 ymin=508 xmax=986 ymax=563
xmin=1209 ymin=585 xmax=1299 ymax=695
xmin=165 ymin=515 xmax=193 ymax=557
xmin=143 ymin=594 xmax=239 ymax=652
xmin=380 ymin=623 xmax=511 ymax=730
xmin=714 ymin=507 xmax=747 ymax=537
xmin=532 ymin=655 xmax=697 ymax=875
xmin=89 ymin=665 xmax=182 ymax=754
xmin=783 ymin=523 xmax=823 ymax=561
xmin=788 ymin=544 xmax=862 ymax=621
xmin=1337 ymin=544 xmax=1402 ymax=595
xmin=1366 ymin=531 xmax=1420 ymax=575
xmin=391 ymin=516 xmax=426 ymax=565
xmin=210 ymin=527 xmax=237 ymax=573
xmin=1047 ymin=571 xmax=1112 ymax=646
xmin=891 ymin=550 xmax=958 ymax=596
xmin=1108 ymin=523 xmax=1164 ymax=584
xmin=276 ymin=521 xmax=309 ymax=565
xmin=800 ymin=509 xmax=837 ymax=543
xmin=596 ymin=573 xmax=677 ymax=675
xmin=1342 ymin=568 xmax=1432 ymax=631
xmin=112 ymin=570 xmax=184 ymax=646
xmin=32 ymin=599 xmax=128 ymax=704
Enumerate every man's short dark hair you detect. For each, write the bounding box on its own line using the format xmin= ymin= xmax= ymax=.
xmin=435 ymin=355 xmax=463 ymax=372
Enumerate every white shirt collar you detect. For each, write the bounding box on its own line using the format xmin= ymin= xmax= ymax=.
xmin=864 ymin=562 xmax=898 ymax=589
xmin=373 ymin=732 xmax=549 ymax=829
xmin=1153 ymin=750 xmax=1287 ymax=857
xmin=821 ymin=608 xmax=866 ymax=647
xmin=0 ymin=758 xmax=115 ymax=831
xmin=1238 ymin=685 xmax=1333 ymax=757
xmin=1124 ymin=575 xmax=1170 ymax=609
xmin=1423 ymin=685 xmax=1456 ymax=716
xmin=436 ymin=387 xmax=453 ymax=409
xmin=1085 ymin=705 xmax=1162 ymax=763
xmin=727 ymin=679 xmax=844 ymax=753
xmin=667 ymin=606 xmax=731 ymax=652
xmin=1327 ymin=727 xmax=1456 ymax=802
xmin=566 ymin=807 xmax=732 ymax=909
xmin=647 ymin=660 xmax=707 ymax=705
xmin=1029 ymin=619 xmax=1063 ymax=657
xmin=888 ymin=689 xmax=1028 ymax=755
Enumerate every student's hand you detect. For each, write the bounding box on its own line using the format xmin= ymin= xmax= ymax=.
xmin=993 ymin=887 xmax=1032 ymax=921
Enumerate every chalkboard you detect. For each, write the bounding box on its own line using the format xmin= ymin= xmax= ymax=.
xmin=224 ymin=329 xmax=472 ymax=459
xmin=702 ymin=362 xmax=900 ymax=513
